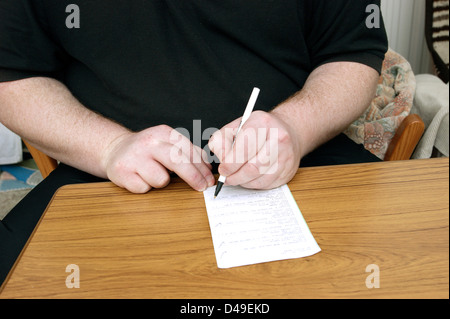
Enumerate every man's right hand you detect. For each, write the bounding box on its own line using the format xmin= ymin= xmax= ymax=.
xmin=102 ymin=124 xmax=215 ymax=193
xmin=1 ymin=77 xmax=214 ymax=194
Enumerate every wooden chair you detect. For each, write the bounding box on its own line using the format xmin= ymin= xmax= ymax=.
xmin=22 ymin=140 xmax=58 ymax=179
xmin=23 ymin=114 xmax=425 ymax=179
xmin=384 ymin=113 xmax=425 ymax=161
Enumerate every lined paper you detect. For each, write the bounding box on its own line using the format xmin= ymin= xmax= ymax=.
xmin=203 ymin=184 xmax=320 ymax=268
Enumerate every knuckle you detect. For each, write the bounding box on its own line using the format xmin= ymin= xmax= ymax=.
xmin=144 ymin=124 xmax=173 ymax=142
xmin=243 ymin=161 xmax=261 ymax=176
xmin=152 ymin=174 xmax=170 ymax=188
xmin=110 ymin=160 xmax=130 ymax=176
xmin=255 ymin=111 xmax=271 ymax=126
xmin=277 ymin=129 xmax=291 ymax=144
xmin=218 ymin=164 xmax=230 ymax=176
xmin=208 ymin=131 xmax=223 ymax=152
xmin=190 ymin=170 xmax=202 ymax=183
xmin=155 ymin=124 xmax=172 ymax=133
xmin=140 ymin=133 xmax=163 ymax=149
xmin=243 ymin=178 xmax=266 ymax=190
xmin=219 ymin=162 xmax=240 ymax=176
xmin=189 ymin=170 xmax=207 ymax=190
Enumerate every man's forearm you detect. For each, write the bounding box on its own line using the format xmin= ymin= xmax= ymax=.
xmin=0 ymin=77 xmax=130 ymax=178
xmin=0 ymin=62 xmax=378 ymax=184
xmin=271 ymin=61 xmax=379 ymax=158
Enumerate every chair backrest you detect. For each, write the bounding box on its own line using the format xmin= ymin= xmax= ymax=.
xmin=344 ymin=49 xmax=424 ymax=161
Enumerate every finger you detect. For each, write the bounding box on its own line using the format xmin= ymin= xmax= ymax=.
xmin=197 ymin=145 xmax=213 ymax=170
xmin=241 ymin=143 xmax=297 ymax=190
xmin=169 ymin=129 xmax=211 ymax=169
xmin=208 ymin=117 xmax=241 ymax=162
xmin=241 ymin=158 xmax=295 ymax=190
xmin=106 ymin=156 xmax=153 ymax=193
xmin=225 ymin=136 xmax=279 ymax=187
xmin=153 ymin=141 xmax=211 ymax=191
xmin=240 ymin=171 xmax=281 ymax=190
xmin=181 ymin=142 xmax=214 ymax=186
xmin=116 ymin=172 xmax=152 ymax=194
xmin=169 ymin=130 xmax=214 ymax=186
xmin=191 ymin=144 xmax=215 ymax=187
xmin=136 ymin=160 xmax=171 ymax=189
xmin=219 ymin=124 xmax=267 ymax=177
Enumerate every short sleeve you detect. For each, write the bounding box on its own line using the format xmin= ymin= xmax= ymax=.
xmin=303 ymin=0 xmax=388 ymax=74
xmin=0 ymin=0 xmax=68 ymax=82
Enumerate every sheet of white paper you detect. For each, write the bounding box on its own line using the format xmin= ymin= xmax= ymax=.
xmin=203 ymin=184 xmax=321 ymax=268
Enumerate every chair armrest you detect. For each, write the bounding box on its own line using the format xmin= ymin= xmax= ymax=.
xmin=384 ymin=114 xmax=425 ymax=161
xmin=22 ymin=140 xmax=58 ymax=178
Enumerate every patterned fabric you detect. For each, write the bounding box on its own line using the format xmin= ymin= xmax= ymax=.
xmin=0 ymin=164 xmax=43 ymax=192
xmin=344 ymin=49 xmax=416 ymax=160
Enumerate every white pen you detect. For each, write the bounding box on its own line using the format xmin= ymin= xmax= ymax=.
xmin=214 ymin=87 xmax=260 ymax=198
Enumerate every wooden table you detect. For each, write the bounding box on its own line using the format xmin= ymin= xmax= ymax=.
xmin=1 ymin=158 xmax=448 ymax=299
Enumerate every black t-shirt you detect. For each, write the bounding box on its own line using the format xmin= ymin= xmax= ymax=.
xmin=0 ymin=0 xmax=387 ymax=145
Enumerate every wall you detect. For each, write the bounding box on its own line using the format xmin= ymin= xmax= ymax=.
xmin=381 ymin=0 xmax=434 ymax=74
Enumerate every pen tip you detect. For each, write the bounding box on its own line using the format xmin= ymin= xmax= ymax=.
xmin=214 ymin=196 xmax=217 ymax=199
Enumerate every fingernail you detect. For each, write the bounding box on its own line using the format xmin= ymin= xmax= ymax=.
xmin=207 ymin=174 xmax=215 ymax=187
xmin=198 ymin=181 xmax=208 ymax=192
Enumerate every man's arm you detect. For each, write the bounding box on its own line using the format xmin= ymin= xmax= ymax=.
xmin=271 ymin=61 xmax=379 ymax=158
xmin=208 ymin=61 xmax=379 ymax=189
xmin=0 ymin=77 xmax=214 ymax=193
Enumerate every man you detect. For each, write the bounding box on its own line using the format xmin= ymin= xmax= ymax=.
xmin=0 ymin=0 xmax=387 ymax=285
